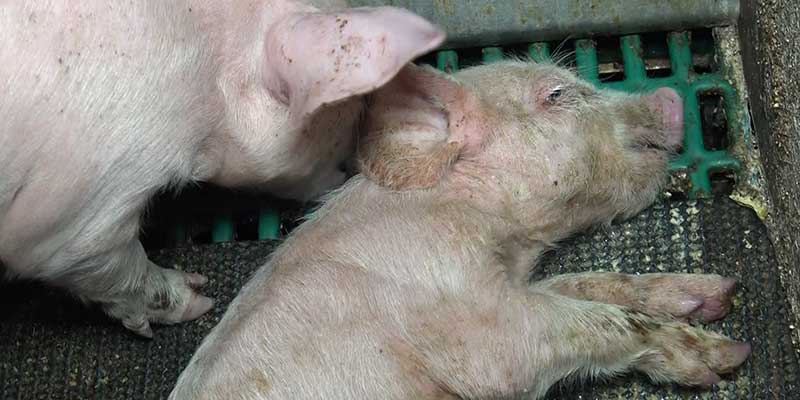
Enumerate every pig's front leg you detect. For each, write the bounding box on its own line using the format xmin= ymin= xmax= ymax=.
xmin=66 ymin=240 xmax=213 ymax=338
xmin=531 ymin=272 xmax=736 ymax=323
xmin=512 ymin=291 xmax=750 ymax=396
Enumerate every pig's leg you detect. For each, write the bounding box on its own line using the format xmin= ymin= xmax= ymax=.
xmin=517 ymin=293 xmax=750 ymax=393
xmin=421 ymin=289 xmax=749 ymax=398
xmin=59 ymin=240 xmax=213 ymax=338
xmin=531 ymin=272 xmax=736 ymax=323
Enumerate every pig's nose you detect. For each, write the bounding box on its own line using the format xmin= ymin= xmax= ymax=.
xmin=646 ymin=87 xmax=684 ymax=150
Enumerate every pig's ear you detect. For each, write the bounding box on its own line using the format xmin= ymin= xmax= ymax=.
xmin=263 ymin=7 xmax=445 ymax=129
xmin=358 ymin=64 xmax=492 ymax=190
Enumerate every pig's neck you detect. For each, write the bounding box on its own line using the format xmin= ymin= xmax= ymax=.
xmin=445 ymin=164 xmax=581 ymax=243
xmin=293 ymin=176 xmax=554 ymax=282
xmin=440 ymin=167 xmax=600 ymax=279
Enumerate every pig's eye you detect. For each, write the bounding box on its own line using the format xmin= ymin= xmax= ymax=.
xmin=545 ymin=86 xmax=563 ymax=104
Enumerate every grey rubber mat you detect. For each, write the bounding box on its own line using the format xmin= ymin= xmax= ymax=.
xmin=1 ymin=197 xmax=797 ymax=399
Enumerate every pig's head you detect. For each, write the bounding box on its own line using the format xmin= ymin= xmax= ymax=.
xmin=358 ymin=61 xmax=684 ymax=238
xmin=205 ymin=5 xmax=445 ymax=201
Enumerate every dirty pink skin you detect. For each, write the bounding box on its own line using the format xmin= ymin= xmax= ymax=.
xmin=170 ymin=62 xmax=750 ymax=399
xmin=0 ymin=1 xmax=444 ymax=337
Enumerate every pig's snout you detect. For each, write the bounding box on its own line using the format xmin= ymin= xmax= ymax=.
xmin=645 ymin=88 xmax=684 ymax=150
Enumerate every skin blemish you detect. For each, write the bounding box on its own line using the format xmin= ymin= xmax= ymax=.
xmin=249 ymin=369 xmax=272 ymax=393
xmin=11 ymin=184 xmax=24 ymax=203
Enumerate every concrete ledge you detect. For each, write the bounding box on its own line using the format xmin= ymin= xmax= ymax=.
xmin=739 ymin=0 xmax=800 ymax=349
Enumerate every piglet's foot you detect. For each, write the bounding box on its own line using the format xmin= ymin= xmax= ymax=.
xmin=634 ymin=319 xmax=751 ymax=387
xmin=103 ymin=267 xmax=214 ymax=338
xmin=634 ymin=274 xmax=737 ymax=324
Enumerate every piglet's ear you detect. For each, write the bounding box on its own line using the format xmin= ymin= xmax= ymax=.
xmin=263 ymin=7 xmax=445 ymax=129
xmin=358 ymin=64 xmax=493 ymax=190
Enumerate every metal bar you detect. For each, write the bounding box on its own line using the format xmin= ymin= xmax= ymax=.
xmin=349 ymin=0 xmax=739 ymax=49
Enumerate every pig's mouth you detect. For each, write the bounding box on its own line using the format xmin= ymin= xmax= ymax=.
xmin=633 ymin=136 xmax=677 ymax=153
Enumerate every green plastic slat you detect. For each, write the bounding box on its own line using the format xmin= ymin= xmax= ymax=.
xmin=528 ymin=43 xmax=551 ymax=63
xmin=437 ymin=50 xmax=459 ymax=73
xmin=575 ymin=39 xmax=600 ymax=84
xmin=620 ymin=35 xmax=647 ymax=84
xmin=667 ymin=31 xmax=692 ymax=80
xmin=258 ymin=207 xmax=281 ymax=240
xmin=482 ymin=47 xmax=504 ymax=63
xmin=211 ymin=212 xmax=234 ymax=243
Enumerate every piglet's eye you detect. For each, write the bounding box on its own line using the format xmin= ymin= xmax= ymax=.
xmin=545 ymin=86 xmax=563 ymax=105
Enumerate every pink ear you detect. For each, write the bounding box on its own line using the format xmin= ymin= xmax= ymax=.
xmin=400 ymin=64 xmax=490 ymax=155
xmin=357 ymin=64 xmax=493 ymax=190
xmin=263 ymin=7 xmax=445 ymax=129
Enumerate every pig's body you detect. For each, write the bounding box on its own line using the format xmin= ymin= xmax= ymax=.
xmin=0 ymin=1 xmax=444 ymax=336
xmin=172 ymin=62 xmax=750 ymax=399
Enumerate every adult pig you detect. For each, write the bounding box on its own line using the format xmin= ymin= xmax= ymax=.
xmin=0 ymin=1 xmax=444 ymax=337
xmin=170 ymin=62 xmax=749 ymax=399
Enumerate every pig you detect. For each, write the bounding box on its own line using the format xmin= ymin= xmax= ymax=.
xmin=169 ymin=61 xmax=750 ymax=400
xmin=0 ymin=1 xmax=444 ymax=337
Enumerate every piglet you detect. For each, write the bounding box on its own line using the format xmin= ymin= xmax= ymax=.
xmin=170 ymin=62 xmax=750 ymax=399
xmin=0 ymin=1 xmax=444 ymax=337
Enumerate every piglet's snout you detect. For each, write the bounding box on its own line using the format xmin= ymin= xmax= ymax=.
xmin=645 ymin=87 xmax=684 ymax=150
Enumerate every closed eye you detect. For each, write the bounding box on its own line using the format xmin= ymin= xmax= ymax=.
xmin=545 ymin=86 xmax=564 ymax=104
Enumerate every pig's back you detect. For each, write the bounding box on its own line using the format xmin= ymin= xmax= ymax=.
xmin=0 ymin=1 xmax=220 ymax=267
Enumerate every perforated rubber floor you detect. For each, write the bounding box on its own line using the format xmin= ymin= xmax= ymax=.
xmin=1 ymin=197 xmax=797 ymax=399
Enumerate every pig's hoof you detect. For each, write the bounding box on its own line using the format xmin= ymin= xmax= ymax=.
xmin=637 ymin=323 xmax=751 ymax=387
xmin=105 ymin=269 xmax=215 ymax=338
xmin=638 ymin=274 xmax=737 ymax=323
